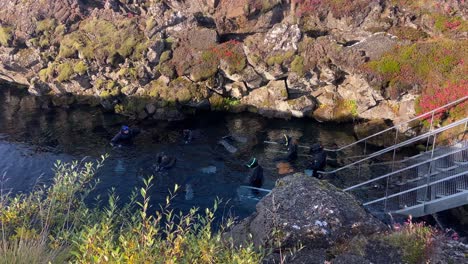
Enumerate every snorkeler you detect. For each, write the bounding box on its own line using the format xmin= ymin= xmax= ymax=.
xmin=183 ymin=129 xmax=193 ymax=144
xmin=308 ymin=142 xmax=327 ymax=179
xmin=274 ymin=134 xmax=298 ymax=162
xmin=246 ymin=157 xmax=264 ymax=188
xmin=154 ymin=152 xmax=176 ymax=172
xmin=110 ymin=125 xmax=140 ymax=146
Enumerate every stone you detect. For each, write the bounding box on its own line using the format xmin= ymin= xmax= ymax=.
xmin=227 ymin=174 xmax=385 ymax=250
xmin=225 ymin=82 xmax=248 ymax=99
xmin=145 ymin=103 xmax=156 ymax=115
xmin=221 ymin=65 xmax=265 ymax=89
xmin=337 ymin=75 xmax=383 ymax=114
xmin=348 ymin=32 xmax=399 ymax=61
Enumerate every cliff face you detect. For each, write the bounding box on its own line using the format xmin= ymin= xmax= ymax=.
xmin=0 ymin=0 xmax=466 ymax=123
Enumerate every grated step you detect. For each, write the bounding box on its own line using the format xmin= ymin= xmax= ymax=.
xmin=456 ymin=188 xmax=467 ymax=192
xmin=436 ymin=165 xmax=459 ymax=172
xmin=454 ymin=161 xmax=468 ymax=166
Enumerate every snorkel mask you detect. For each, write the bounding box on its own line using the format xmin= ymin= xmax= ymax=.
xmin=246 ymin=157 xmax=258 ymax=168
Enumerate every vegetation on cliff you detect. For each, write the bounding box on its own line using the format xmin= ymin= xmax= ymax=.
xmin=364 ymin=39 xmax=467 ymax=122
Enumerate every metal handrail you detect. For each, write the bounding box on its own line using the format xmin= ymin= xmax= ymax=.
xmin=319 ymin=117 xmax=468 ymax=175
xmin=343 ymin=145 xmax=468 ymax=191
xmin=363 ymin=170 xmax=468 ymax=206
xmin=326 ymin=96 xmax=468 ymax=152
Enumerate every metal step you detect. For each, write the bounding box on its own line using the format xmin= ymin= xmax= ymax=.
xmin=436 ymin=165 xmax=459 ymax=172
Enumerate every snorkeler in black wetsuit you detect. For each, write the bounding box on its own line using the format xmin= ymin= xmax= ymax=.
xmin=274 ymin=134 xmax=298 ymax=162
xmin=183 ymin=129 xmax=193 ymax=144
xmin=308 ymin=143 xmax=327 ymax=179
xmin=154 ymin=152 xmax=176 ymax=172
xmin=110 ymin=125 xmax=140 ymax=146
xmin=246 ymin=157 xmax=264 ymax=188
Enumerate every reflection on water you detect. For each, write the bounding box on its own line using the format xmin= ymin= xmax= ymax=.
xmin=0 ymin=83 xmax=358 ymax=220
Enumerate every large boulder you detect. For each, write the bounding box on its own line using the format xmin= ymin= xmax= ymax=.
xmin=227 ymin=174 xmax=386 ymax=250
xmin=244 ymin=24 xmax=302 ymax=80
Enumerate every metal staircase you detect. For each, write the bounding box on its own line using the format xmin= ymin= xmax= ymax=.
xmin=319 ymin=96 xmax=468 ymax=218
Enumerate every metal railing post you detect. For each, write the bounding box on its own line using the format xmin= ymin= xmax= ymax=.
xmin=384 ymin=129 xmax=399 ymax=212
xmin=426 ymin=111 xmax=435 ymax=152
xmin=422 ymin=131 xmax=438 ymax=214
xmin=358 ymin=139 xmax=367 ymax=179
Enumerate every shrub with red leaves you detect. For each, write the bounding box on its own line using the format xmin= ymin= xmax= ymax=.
xmin=418 ymin=80 xmax=468 ymax=120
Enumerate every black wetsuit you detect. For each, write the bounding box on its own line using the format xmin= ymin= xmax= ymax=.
xmin=111 ymin=128 xmax=140 ymax=145
xmin=308 ymin=144 xmax=327 ymax=178
xmin=274 ymin=141 xmax=298 ymax=162
xmin=183 ymin=130 xmax=193 ymax=143
xmin=248 ymin=165 xmax=264 ymax=188
xmin=155 ymin=154 xmax=176 ymax=171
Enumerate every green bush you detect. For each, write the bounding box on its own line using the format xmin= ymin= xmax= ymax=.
xmin=385 ymin=218 xmax=440 ymax=264
xmin=0 ymin=158 xmax=264 ymax=263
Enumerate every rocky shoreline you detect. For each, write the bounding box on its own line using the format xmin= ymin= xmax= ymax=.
xmin=1 ymin=0 xmax=466 ymax=127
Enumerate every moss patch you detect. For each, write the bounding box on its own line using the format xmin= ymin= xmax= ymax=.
xmin=56 ymin=62 xmax=74 ymax=82
xmin=0 ymin=26 xmax=13 ymax=46
xmin=291 ymin=55 xmax=305 ymax=76
xmin=59 ymin=18 xmax=146 ymax=63
xmin=266 ymin=50 xmax=295 ymax=66
xmin=73 ymin=61 xmax=88 ymax=75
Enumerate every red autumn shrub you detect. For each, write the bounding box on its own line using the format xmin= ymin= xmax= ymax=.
xmin=418 ymin=80 xmax=468 ymax=120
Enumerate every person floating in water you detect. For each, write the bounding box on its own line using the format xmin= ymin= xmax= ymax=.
xmin=308 ymin=142 xmax=327 ymax=178
xmin=246 ymin=157 xmax=264 ymax=188
xmin=274 ymin=134 xmax=298 ymax=162
xmin=155 ymin=152 xmax=176 ymax=172
xmin=110 ymin=125 xmax=140 ymax=146
xmin=183 ymin=129 xmax=193 ymax=144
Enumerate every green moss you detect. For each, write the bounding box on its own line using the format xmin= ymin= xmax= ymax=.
xmin=106 ymin=80 xmax=116 ymax=90
xmin=333 ymin=98 xmax=358 ymax=122
xmin=39 ymin=38 xmax=50 ymax=48
xmin=73 ymin=61 xmax=88 ymax=75
xmin=388 ymin=27 xmax=428 ymax=41
xmin=94 ymin=78 xmax=106 ymax=90
xmin=59 ymin=18 xmax=145 ymax=62
xmin=159 ymin=50 xmax=171 ymax=63
xmin=158 ymin=63 xmax=176 ymax=79
xmin=369 ymin=56 xmax=400 ymax=76
xmin=38 ymin=63 xmax=57 ymax=82
xmin=0 ymin=26 xmax=13 ymax=46
xmin=291 ymin=55 xmax=305 ymax=76
xmin=118 ymin=67 xmax=138 ymax=80
xmin=36 ymin=19 xmax=56 ymax=33
xmin=56 ymin=62 xmax=74 ymax=82
xmin=266 ymin=50 xmax=295 ymax=66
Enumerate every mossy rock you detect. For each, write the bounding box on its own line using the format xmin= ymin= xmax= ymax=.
xmin=59 ymin=18 xmax=146 ymax=63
